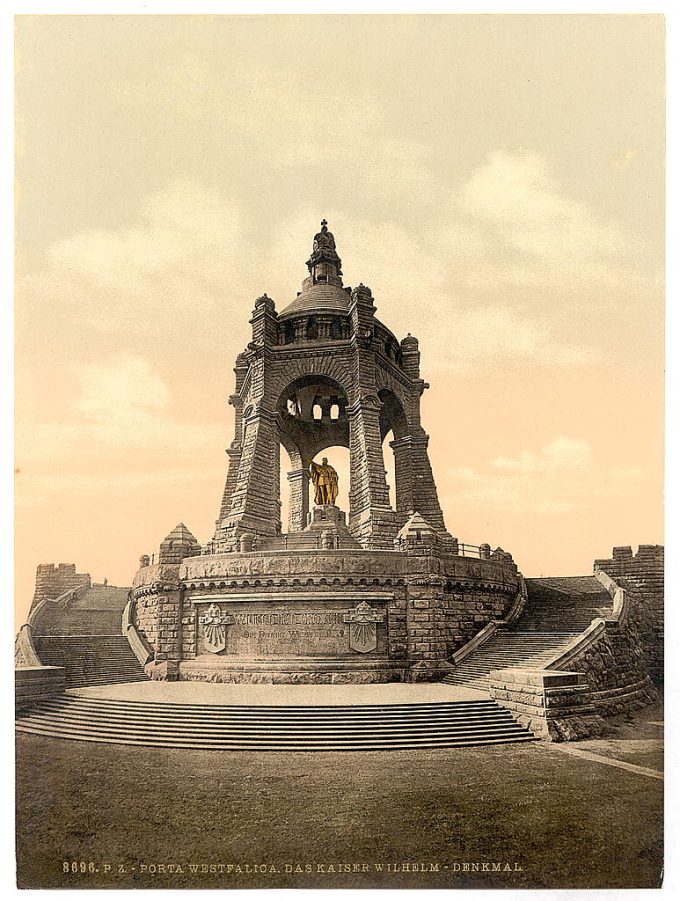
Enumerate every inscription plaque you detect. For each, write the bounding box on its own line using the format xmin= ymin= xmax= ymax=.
xmin=196 ymin=599 xmax=388 ymax=658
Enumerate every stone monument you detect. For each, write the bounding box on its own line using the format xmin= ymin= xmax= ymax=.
xmin=130 ymin=222 xmax=522 ymax=683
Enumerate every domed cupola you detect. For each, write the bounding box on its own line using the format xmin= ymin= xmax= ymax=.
xmin=279 ymin=220 xmax=351 ymax=322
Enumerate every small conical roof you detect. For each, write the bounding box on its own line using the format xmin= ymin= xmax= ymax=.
xmin=162 ymin=522 xmax=198 ymax=544
xmin=397 ymin=511 xmax=438 ymax=540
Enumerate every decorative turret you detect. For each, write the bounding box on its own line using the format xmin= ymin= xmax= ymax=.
xmin=159 ymin=523 xmax=200 ymax=565
xmin=306 ymin=219 xmax=343 ymax=286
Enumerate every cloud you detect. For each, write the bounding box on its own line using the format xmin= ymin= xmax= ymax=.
xmin=269 ymin=209 xmax=599 ymax=376
xmin=445 ymin=436 xmax=647 ymax=517
xmin=72 ymin=355 xmax=170 ymax=423
xmin=20 ymin=179 xmax=249 ymax=334
xmin=492 ymin=436 xmax=593 ymax=473
xmin=17 ymin=355 xmax=226 ymax=461
xmin=113 ymin=56 xmax=434 ymax=194
xmin=20 ymin=155 xmax=630 ymax=390
xmin=454 ymin=150 xmax=650 ymax=292
xmin=432 ymin=304 xmax=598 ymax=373
xmin=461 ymin=151 xmax=630 ymax=259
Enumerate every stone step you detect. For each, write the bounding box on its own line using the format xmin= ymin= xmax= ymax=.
xmin=32 ymin=633 xmax=149 ymax=687
xmin=15 ymin=724 xmax=537 ymax=751
xmin=37 ymin=702 xmax=515 ymax=727
xmin=24 ymin=713 xmax=520 ymax=738
xmin=442 ymin=625 xmax=583 ymax=689
xmin=16 ymin=696 xmax=535 ymax=750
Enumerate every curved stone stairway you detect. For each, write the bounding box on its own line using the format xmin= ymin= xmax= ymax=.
xmin=29 ymin=584 xmax=148 ymax=688
xmin=16 ymin=695 xmax=536 ymax=750
xmin=33 ymin=635 xmax=148 ymax=688
xmin=442 ymin=575 xmax=612 ymax=691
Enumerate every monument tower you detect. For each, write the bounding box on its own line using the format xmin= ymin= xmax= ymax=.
xmin=213 ymin=220 xmax=453 ymax=553
xmin=129 ymin=222 xmax=522 ymax=683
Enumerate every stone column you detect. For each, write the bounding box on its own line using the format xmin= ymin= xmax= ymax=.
xmin=408 ymin=430 xmax=448 ymax=533
xmin=220 ymin=406 xmax=282 ymax=545
xmin=287 ymin=467 xmax=310 ymax=532
xmin=217 ymin=443 xmax=242 ymax=525
xmin=348 ymin=284 xmax=397 ymax=547
xmin=214 ymin=353 xmax=248 ymax=536
xmin=250 ymin=294 xmax=279 ymax=346
xmin=389 ymin=435 xmax=414 ymax=526
xmin=400 ymin=524 xmax=454 ymax=681
xmin=348 ymin=394 xmax=397 ymax=547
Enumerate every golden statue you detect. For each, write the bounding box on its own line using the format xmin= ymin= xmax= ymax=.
xmin=308 ymin=457 xmax=339 ymax=506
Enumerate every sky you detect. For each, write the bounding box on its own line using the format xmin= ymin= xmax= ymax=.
xmin=14 ymin=14 xmax=664 ymax=627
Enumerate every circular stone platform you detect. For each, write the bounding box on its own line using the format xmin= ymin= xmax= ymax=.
xmin=68 ymin=681 xmax=488 ymax=704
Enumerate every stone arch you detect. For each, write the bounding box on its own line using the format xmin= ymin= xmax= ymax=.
xmin=269 ymin=357 xmax=355 ymax=402
xmin=377 ymin=388 xmax=409 ymax=441
xmin=377 ymin=388 xmax=413 ymax=522
xmin=276 ymin=375 xmax=351 ymax=532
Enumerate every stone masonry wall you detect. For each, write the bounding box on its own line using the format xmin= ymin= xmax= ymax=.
xmin=594 ymin=545 xmax=663 ymax=683
xmin=556 ymin=622 xmax=657 ymax=717
xmin=489 ymin=669 xmax=607 ymax=741
xmin=132 ymin=563 xmax=184 ymax=678
xmin=131 ymin=543 xmax=519 ymax=682
xmin=134 ymin=593 xmax=160 ymax=651
xmin=443 ymin=587 xmax=516 ymax=656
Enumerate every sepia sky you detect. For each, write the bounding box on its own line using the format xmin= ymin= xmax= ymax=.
xmin=14 ymin=14 xmax=664 ymax=626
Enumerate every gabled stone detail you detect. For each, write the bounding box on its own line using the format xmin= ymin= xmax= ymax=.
xmin=159 ymin=523 xmax=200 ymax=565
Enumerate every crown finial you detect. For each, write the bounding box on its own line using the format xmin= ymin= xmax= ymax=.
xmin=306 ymin=220 xmax=342 ymax=281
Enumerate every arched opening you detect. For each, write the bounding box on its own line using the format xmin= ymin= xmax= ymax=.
xmin=279 ymin=443 xmax=350 ymax=533
xmin=306 ymin=316 xmax=318 ymax=340
xmin=282 ymin=321 xmax=295 ymax=344
xmin=378 ymin=388 xmax=410 ymax=519
xmin=382 ymin=428 xmax=397 ymax=510
xmin=330 ymin=317 xmax=343 ymax=340
xmin=277 ymin=374 xmax=352 ymax=533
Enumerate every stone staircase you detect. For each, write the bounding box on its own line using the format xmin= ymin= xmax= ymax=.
xmin=441 ymin=631 xmax=581 ymax=690
xmin=442 ymin=575 xmax=612 ymax=691
xmin=516 ymin=576 xmax=612 ymax=631
xmin=32 ymin=635 xmax=148 ymax=688
xmin=15 ymin=695 xmax=536 ymax=750
xmin=33 ymin=586 xmax=131 ymax=635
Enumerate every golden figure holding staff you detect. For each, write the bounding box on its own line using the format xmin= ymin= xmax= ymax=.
xmin=308 ymin=457 xmax=339 ymax=506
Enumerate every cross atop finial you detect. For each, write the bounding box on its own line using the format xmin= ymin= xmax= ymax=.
xmin=307 ymin=219 xmax=342 ymax=279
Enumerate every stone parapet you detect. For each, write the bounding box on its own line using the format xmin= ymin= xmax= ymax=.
xmin=489 ymin=668 xmax=607 ymax=741
xmin=15 ymin=665 xmax=66 ymax=712
xmin=122 ymin=599 xmax=154 ymax=666
xmin=30 ymin=563 xmax=91 ymax=614
xmin=594 ymin=545 xmax=663 ymax=684
xmin=14 ymin=625 xmax=42 ymax=668
xmin=176 ymin=547 xmax=519 ymax=593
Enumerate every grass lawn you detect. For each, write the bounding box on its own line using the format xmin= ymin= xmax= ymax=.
xmin=16 ymin=715 xmax=663 ymax=890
